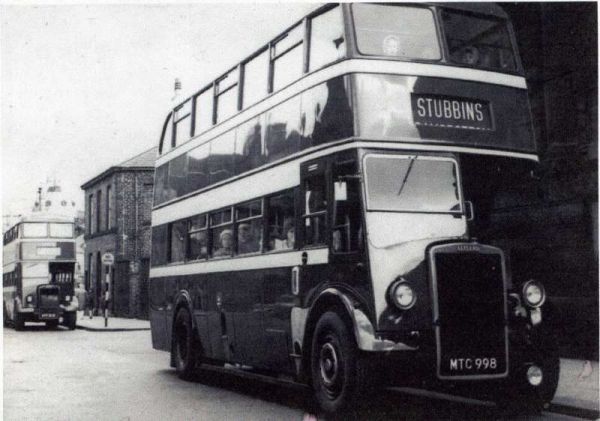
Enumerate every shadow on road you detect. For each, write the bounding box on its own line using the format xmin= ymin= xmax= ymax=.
xmin=156 ymin=367 xmax=508 ymax=420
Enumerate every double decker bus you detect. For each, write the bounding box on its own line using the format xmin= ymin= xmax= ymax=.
xmin=149 ymin=3 xmax=559 ymax=413
xmin=3 ymin=214 xmax=78 ymax=330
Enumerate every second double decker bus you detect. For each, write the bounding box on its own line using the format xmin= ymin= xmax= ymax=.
xmin=3 ymin=214 xmax=79 ymax=330
xmin=149 ymin=3 xmax=559 ymax=414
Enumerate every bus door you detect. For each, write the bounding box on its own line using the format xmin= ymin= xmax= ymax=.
xmin=330 ymin=154 xmax=365 ymax=273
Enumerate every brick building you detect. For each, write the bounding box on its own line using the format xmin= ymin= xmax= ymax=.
xmin=502 ymin=3 xmax=598 ymax=358
xmin=81 ymin=147 xmax=156 ymax=319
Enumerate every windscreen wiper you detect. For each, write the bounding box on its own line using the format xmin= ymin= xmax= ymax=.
xmin=397 ymin=155 xmax=418 ymax=196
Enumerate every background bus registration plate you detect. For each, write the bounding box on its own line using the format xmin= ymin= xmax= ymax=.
xmin=40 ymin=313 xmax=57 ymax=319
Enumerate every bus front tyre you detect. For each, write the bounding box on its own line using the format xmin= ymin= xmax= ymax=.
xmin=63 ymin=312 xmax=77 ymax=330
xmin=311 ymin=311 xmax=367 ymax=414
xmin=46 ymin=320 xmax=59 ymax=329
xmin=14 ymin=312 xmax=25 ymax=331
xmin=172 ymin=308 xmax=200 ymax=381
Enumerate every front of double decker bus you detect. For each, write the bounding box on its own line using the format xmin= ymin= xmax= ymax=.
xmin=347 ymin=2 xmax=559 ymax=412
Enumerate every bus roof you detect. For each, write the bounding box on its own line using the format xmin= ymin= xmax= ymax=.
xmin=18 ymin=213 xmax=74 ymax=224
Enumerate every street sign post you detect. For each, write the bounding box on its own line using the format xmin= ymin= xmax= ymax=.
xmin=101 ymin=253 xmax=114 ymax=327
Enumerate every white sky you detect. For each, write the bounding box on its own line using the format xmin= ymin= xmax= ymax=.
xmin=1 ymin=2 xmax=319 ymax=216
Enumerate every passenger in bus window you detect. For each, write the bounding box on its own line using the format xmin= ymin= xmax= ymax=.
xmin=274 ymin=219 xmax=295 ymax=250
xmin=213 ymin=229 xmax=233 ymax=257
xmin=238 ymin=223 xmax=259 ymax=254
xmin=285 ymin=226 xmax=295 ymax=249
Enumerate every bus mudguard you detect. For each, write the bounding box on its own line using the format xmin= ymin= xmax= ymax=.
xmin=294 ymin=287 xmax=417 ymax=369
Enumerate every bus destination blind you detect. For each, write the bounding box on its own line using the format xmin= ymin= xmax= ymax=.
xmin=411 ymin=94 xmax=493 ymax=131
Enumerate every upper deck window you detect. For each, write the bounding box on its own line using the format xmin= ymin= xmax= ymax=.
xmin=22 ymin=223 xmax=48 ymax=238
xmin=49 ymin=223 xmax=73 ymax=239
xmin=364 ymin=155 xmax=461 ymax=213
xmin=441 ymin=10 xmax=516 ymax=72
xmin=243 ymin=50 xmax=269 ymax=108
xmin=271 ymin=24 xmax=304 ymax=92
xmin=216 ymin=68 xmax=239 ymax=123
xmin=352 ymin=4 xmax=440 ymax=60
xmin=309 ymin=6 xmax=345 ymax=71
xmin=173 ymin=99 xmax=192 ymax=147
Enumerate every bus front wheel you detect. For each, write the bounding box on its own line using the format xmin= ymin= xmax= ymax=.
xmin=14 ymin=312 xmax=25 ymax=331
xmin=172 ymin=308 xmax=200 ymax=380
xmin=311 ymin=311 xmax=368 ymax=414
xmin=63 ymin=312 xmax=77 ymax=330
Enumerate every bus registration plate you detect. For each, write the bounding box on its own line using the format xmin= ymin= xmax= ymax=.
xmin=40 ymin=313 xmax=57 ymax=319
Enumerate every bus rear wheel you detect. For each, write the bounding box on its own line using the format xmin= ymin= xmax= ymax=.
xmin=172 ymin=308 xmax=200 ymax=380
xmin=311 ymin=311 xmax=367 ymax=414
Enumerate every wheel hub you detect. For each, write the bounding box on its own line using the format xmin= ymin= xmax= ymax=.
xmin=319 ymin=342 xmax=339 ymax=386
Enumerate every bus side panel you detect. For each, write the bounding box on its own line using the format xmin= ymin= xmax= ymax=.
xmin=149 ymin=277 xmax=169 ymax=351
xmin=262 ymin=266 xmax=297 ymax=373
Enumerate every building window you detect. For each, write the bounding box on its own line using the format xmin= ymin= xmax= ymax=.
xmin=96 ymin=190 xmax=102 ymax=233
xmin=106 ymin=185 xmax=113 ymax=230
xmin=88 ymin=194 xmax=94 ymax=235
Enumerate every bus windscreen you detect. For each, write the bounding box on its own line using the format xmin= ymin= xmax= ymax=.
xmin=441 ymin=10 xmax=516 ymax=72
xmin=352 ymin=4 xmax=440 ymax=60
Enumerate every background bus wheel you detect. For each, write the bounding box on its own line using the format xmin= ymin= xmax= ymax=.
xmin=46 ymin=320 xmax=59 ymax=329
xmin=3 ymin=302 xmax=8 ymax=327
xmin=172 ymin=308 xmax=200 ymax=380
xmin=311 ymin=311 xmax=366 ymax=414
xmin=14 ymin=313 xmax=24 ymax=331
xmin=63 ymin=312 xmax=77 ymax=330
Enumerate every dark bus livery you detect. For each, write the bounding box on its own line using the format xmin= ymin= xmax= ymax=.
xmin=149 ymin=3 xmax=559 ymax=414
xmin=3 ymin=214 xmax=78 ymax=330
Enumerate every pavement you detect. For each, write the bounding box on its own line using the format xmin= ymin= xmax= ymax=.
xmin=75 ymin=311 xmax=150 ymax=332
xmin=77 ymin=312 xmax=599 ymax=416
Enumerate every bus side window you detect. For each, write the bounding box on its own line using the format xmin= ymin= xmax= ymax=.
xmin=210 ymin=209 xmax=233 ymax=258
xmin=266 ymin=190 xmax=295 ymax=251
xmin=304 ymin=175 xmax=327 ymax=246
xmin=187 ymin=215 xmax=208 ymax=261
xmin=332 ymin=161 xmax=362 ymax=253
xmin=168 ymin=221 xmax=187 ymax=264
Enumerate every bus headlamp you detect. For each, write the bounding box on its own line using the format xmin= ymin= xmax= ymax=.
xmin=522 ymin=280 xmax=545 ymax=308
xmin=65 ymin=295 xmax=71 ymax=302
xmin=26 ymin=295 xmax=33 ymax=303
xmin=389 ymin=280 xmax=416 ymax=310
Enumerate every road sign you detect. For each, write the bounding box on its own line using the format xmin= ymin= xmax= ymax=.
xmin=102 ymin=252 xmax=115 ymax=266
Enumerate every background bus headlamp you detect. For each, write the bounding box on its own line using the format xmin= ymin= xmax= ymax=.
xmin=522 ymin=280 xmax=546 ymax=308
xmin=26 ymin=295 xmax=33 ymax=303
xmin=388 ymin=279 xmax=417 ymax=310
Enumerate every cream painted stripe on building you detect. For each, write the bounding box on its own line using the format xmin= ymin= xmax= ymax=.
xmin=2 ymin=286 xmax=16 ymax=292
xmin=149 ymin=248 xmax=328 ymax=278
xmin=156 ymin=59 xmax=527 ymax=167
xmin=152 ymin=140 xmax=537 ymax=226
